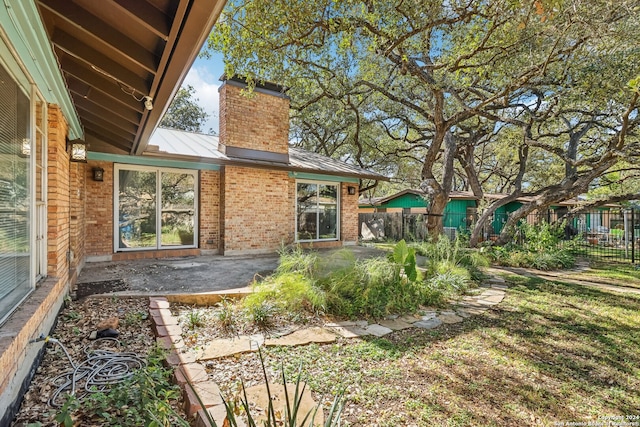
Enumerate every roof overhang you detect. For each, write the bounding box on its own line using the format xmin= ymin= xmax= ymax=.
xmin=35 ymin=0 xmax=226 ymax=154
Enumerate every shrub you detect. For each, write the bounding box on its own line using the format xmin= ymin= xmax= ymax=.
xmin=413 ymin=235 xmax=488 ymax=283
xmin=323 ymin=256 xmax=415 ymax=318
xmin=245 ymin=272 xmax=327 ymax=315
xmin=486 ymin=221 xmax=576 ymax=270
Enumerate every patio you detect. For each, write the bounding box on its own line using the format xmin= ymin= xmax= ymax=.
xmin=74 ymin=246 xmax=387 ymax=298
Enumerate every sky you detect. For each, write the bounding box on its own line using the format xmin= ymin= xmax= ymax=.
xmin=182 ymin=51 xmax=226 ymax=134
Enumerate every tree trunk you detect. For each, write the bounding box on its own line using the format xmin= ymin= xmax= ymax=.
xmin=422 ymin=131 xmax=456 ymax=237
xmin=469 ymin=193 xmax=521 ymax=247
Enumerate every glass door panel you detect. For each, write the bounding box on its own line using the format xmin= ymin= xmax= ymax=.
xmin=297 ymin=183 xmax=317 ymax=240
xmin=118 ymin=169 xmax=157 ymax=249
xmin=318 ymin=184 xmax=337 ymax=239
xmin=160 ymin=172 xmax=195 ymax=247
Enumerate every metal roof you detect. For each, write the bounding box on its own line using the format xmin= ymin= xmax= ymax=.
xmin=359 ymin=189 xmax=478 ymax=206
xmin=147 ymin=128 xmax=225 ymax=159
xmin=147 ymin=128 xmax=386 ymax=180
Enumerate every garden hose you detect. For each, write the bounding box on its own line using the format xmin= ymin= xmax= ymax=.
xmin=30 ymin=335 xmax=146 ymax=407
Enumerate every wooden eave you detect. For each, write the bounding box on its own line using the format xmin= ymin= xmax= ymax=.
xmin=36 ymin=0 xmax=225 ymax=155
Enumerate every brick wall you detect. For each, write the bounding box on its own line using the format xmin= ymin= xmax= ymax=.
xmin=341 ymin=183 xmax=359 ymax=243
xmin=46 ymin=105 xmax=71 ymax=279
xmin=84 ymin=161 xmax=113 ymax=256
xmin=221 ymin=166 xmax=294 ymax=254
xmin=69 ymin=161 xmax=85 ymax=283
xmin=219 ymin=83 xmax=290 ymax=155
xmin=0 ymin=104 xmax=72 ymax=418
xmin=199 ymin=170 xmax=220 ymax=252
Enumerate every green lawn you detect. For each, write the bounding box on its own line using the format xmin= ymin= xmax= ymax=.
xmin=565 ymin=261 xmax=640 ymax=289
xmin=251 ymin=274 xmax=640 ymax=426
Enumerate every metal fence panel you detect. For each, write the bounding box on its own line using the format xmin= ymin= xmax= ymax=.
xmin=359 ymin=208 xmax=638 ymax=263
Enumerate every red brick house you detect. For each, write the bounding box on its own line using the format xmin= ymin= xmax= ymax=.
xmin=0 ymin=1 xmax=382 ymax=420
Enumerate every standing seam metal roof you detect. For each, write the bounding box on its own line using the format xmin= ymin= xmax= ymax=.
xmin=147 ymin=127 xmax=386 ymax=180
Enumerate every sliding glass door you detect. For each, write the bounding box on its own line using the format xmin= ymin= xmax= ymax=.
xmin=115 ymin=165 xmax=197 ymax=250
xmin=296 ymin=180 xmax=339 ymax=242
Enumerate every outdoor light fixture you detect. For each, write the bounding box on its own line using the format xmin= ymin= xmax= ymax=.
xmin=20 ymin=138 xmax=30 ymax=156
xmin=92 ymin=167 xmax=104 ymax=182
xmin=69 ymin=140 xmax=87 ymax=162
xmin=347 ymin=186 xmax=357 ymax=195
xmin=144 ymin=96 xmax=153 ymax=111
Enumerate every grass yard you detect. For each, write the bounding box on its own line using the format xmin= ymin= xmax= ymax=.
xmin=228 ymin=274 xmax=640 ymax=426
xmin=562 ymin=260 xmax=640 ymax=289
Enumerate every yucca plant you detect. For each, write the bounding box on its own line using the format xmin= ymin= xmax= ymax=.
xmin=188 ymin=349 xmax=343 ymax=427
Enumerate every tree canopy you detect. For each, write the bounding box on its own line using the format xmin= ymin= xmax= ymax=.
xmin=207 ymin=0 xmax=640 ymax=240
xmin=160 ymin=85 xmax=210 ymax=133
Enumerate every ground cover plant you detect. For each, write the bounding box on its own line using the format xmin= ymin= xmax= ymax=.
xmin=205 ymin=272 xmax=640 ymax=426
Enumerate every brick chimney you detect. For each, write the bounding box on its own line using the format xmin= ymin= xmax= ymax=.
xmin=218 ymin=76 xmax=290 ymax=163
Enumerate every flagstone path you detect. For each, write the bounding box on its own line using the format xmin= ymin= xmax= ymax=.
xmin=149 ymin=272 xmax=516 ymax=426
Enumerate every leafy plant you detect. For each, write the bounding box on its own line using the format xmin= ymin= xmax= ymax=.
xmin=55 ymin=395 xmax=79 ymax=427
xmin=123 ymin=310 xmax=148 ymax=327
xmin=84 ymin=347 xmax=188 ymax=427
xmin=390 ymin=239 xmax=418 ymax=282
xmin=186 ymin=309 xmax=206 ymax=329
xmin=247 ymin=301 xmax=276 ymax=329
xmin=486 ymin=221 xmax=576 ymax=270
xmin=217 ymin=297 xmax=236 ymax=331
xmin=277 ymin=245 xmax=320 ymax=276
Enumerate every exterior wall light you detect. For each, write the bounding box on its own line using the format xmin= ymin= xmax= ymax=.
xmin=92 ymin=167 xmax=104 ymax=182
xmin=347 ymin=186 xmax=356 ymax=195
xmin=69 ymin=140 xmax=87 ymax=162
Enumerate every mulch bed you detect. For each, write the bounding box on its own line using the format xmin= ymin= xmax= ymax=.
xmin=11 ymin=297 xmax=164 ymax=426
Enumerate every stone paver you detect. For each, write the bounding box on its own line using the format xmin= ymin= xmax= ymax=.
xmin=243 ymin=383 xmax=324 ymax=426
xmin=399 ymin=314 xmax=421 ymax=324
xmin=413 ymin=317 xmax=443 ymax=329
xmin=482 ymin=294 xmax=505 ymax=303
xmin=198 ymin=335 xmax=259 ymax=360
xmin=420 ymin=312 xmax=438 ymax=320
xmin=480 ymin=289 xmax=505 ymax=297
xmin=264 ymin=327 xmax=337 ymax=346
xmin=438 ymin=313 xmax=463 ymax=324
xmin=326 ymin=325 xmax=370 ymax=338
xmin=364 ymin=324 xmax=394 ymax=337
xmin=455 ymin=309 xmax=472 ymax=318
xmin=337 ymin=320 xmax=368 ymax=328
xmin=477 ymin=298 xmax=499 ymax=306
xmin=378 ymin=318 xmax=414 ymax=331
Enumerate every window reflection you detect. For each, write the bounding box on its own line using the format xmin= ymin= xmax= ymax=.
xmin=296 ymin=182 xmax=338 ymax=241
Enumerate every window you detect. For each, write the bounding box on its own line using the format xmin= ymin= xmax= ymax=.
xmin=296 ymin=181 xmax=339 ymax=241
xmin=114 ymin=165 xmax=197 ymax=251
xmin=0 ymin=52 xmax=35 ymax=323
